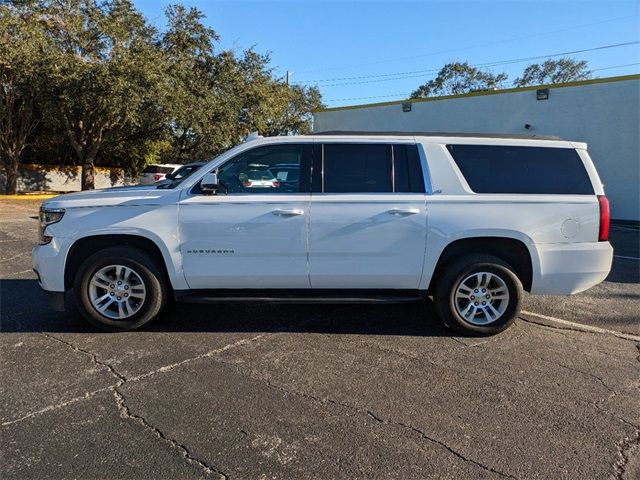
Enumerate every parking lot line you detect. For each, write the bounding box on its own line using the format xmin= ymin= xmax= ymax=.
xmin=613 ymin=254 xmax=640 ymax=261
xmin=521 ymin=310 xmax=640 ymax=342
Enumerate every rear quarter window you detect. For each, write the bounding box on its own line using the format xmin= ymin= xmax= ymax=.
xmin=446 ymin=145 xmax=594 ymax=195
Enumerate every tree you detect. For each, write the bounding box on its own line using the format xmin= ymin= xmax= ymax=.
xmin=0 ymin=3 xmax=52 ymax=194
xmin=45 ymin=0 xmax=167 ymax=189
xmin=2 ymin=1 xmax=324 ymax=188
xmin=411 ymin=62 xmax=508 ymax=98
xmin=158 ymin=7 xmax=324 ymax=162
xmin=513 ymin=58 xmax=591 ymax=87
xmin=159 ymin=4 xmax=220 ymax=162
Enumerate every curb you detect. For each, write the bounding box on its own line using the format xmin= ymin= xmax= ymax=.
xmin=0 ymin=194 xmax=59 ymax=200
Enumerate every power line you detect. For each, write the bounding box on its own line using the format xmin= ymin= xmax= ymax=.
xmin=591 ymin=62 xmax=640 ymax=72
xmin=325 ymin=63 xmax=640 ymax=103
xmin=296 ymin=14 xmax=639 ymax=75
xmin=304 ymin=41 xmax=639 ymax=88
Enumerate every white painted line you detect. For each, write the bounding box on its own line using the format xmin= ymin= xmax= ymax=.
xmin=521 ymin=310 xmax=640 ymax=342
xmin=613 ymin=255 xmax=640 ymax=261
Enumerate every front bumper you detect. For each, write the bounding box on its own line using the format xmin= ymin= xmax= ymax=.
xmin=32 ymin=237 xmax=71 ymax=293
xmin=531 ymin=241 xmax=613 ymax=295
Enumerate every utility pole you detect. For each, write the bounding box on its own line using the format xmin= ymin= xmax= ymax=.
xmin=286 ymin=70 xmax=291 ymax=85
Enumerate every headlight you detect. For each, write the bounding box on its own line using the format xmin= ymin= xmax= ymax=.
xmin=38 ymin=207 xmax=65 ymax=245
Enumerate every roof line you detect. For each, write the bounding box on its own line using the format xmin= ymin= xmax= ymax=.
xmin=311 ymin=131 xmax=564 ymax=140
xmin=315 ymin=74 xmax=640 ymax=113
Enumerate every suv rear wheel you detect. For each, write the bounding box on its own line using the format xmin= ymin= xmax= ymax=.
xmin=74 ymin=246 xmax=167 ymax=331
xmin=434 ymin=254 xmax=523 ymax=336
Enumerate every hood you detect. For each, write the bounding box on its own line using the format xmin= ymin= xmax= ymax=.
xmin=42 ymin=186 xmax=181 ymax=209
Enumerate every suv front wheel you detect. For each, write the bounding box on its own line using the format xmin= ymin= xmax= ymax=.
xmin=74 ymin=246 xmax=168 ymax=331
xmin=434 ymin=254 xmax=523 ymax=336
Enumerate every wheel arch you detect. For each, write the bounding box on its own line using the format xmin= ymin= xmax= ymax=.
xmin=65 ymin=234 xmax=175 ymax=291
xmin=428 ymin=235 xmax=536 ymax=292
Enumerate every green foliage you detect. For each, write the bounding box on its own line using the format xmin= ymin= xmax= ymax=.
xmin=0 ymin=2 xmax=56 ymax=193
xmin=1 ymin=1 xmax=324 ymax=190
xmin=513 ymin=58 xmax=591 ymax=87
xmin=411 ymin=62 xmax=508 ymax=98
xmin=410 ymin=58 xmax=592 ymax=100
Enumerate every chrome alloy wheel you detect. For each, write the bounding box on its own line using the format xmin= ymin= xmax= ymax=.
xmin=454 ymin=272 xmax=510 ymax=325
xmin=89 ymin=265 xmax=146 ymax=320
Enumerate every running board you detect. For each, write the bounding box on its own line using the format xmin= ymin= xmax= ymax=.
xmin=175 ymin=289 xmax=426 ymax=305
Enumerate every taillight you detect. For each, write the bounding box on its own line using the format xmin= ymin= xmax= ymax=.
xmin=243 ymin=181 xmax=252 ymax=187
xmin=154 ymin=174 xmax=163 ymax=181
xmin=272 ymin=181 xmax=280 ymax=188
xmin=598 ymin=195 xmax=610 ymax=241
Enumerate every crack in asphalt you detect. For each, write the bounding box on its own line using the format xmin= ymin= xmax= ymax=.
xmin=534 ymin=356 xmax=616 ymax=393
xmin=583 ymin=395 xmax=640 ymax=431
xmin=363 ymin=409 xmax=518 ymax=479
xmin=21 ymin=332 xmax=256 ymax=479
xmin=41 ymin=332 xmax=127 ymax=383
xmin=126 ymin=334 xmax=267 ymax=383
xmin=394 ymin=420 xmax=518 ymax=480
xmin=1 ymin=385 xmax=115 ymax=426
xmin=220 ymin=363 xmax=517 ymax=479
xmin=612 ymin=429 xmax=640 ymax=479
xmin=113 ymin=388 xmax=227 ymax=479
xmin=5 ymin=327 xmax=637 ymax=479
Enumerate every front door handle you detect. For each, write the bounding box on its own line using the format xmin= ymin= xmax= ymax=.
xmin=388 ymin=208 xmax=420 ymax=215
xmin=272 ymin=209 xmax=304 ymax=216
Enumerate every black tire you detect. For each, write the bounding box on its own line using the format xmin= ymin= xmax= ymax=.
xmin=434 ymin=254 xmax=523 ymax=336
xmin=74 ymin=246 xmax=168 ymax=331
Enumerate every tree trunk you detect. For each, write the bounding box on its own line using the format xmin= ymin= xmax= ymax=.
xmin=4 ymin=159 xmax=19 ymax=194
xmin=81 ymin=159 xmax=95 ymax=190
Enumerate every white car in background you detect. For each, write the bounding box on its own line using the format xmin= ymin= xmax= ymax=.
xmin=138 ymin=164 xmax=182 ymax=184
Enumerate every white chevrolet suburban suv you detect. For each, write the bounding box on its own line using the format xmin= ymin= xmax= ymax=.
xmin=33 ymin=132 xmax=613 ymax=336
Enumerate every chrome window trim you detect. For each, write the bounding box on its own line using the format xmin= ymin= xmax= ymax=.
xmin=390 ymin=144 xmax=395 ymax=193
xmin=321 ymin=143 xmax=325 ymax=193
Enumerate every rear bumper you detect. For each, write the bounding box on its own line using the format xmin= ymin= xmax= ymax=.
xmin=531 ymin=241 xmax=613 ymax=295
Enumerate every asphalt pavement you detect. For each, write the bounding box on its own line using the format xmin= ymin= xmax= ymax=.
xmin=1 ymin=198 xmax=638 ymax=479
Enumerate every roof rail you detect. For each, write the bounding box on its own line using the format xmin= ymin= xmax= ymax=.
xmin=312 ymin=131 xmax=564 ymax=140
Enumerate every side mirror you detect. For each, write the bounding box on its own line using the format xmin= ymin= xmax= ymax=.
xmin=201 ymin=172 xmax=219 ymax=195
xmin=165 ymin=172 xmax=175 ymax=181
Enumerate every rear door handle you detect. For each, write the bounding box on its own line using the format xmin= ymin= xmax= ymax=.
xmin=272 ymin=209 xmax=304 ymax=216
xmin=388 ymin=208 xmax=420 ymax=215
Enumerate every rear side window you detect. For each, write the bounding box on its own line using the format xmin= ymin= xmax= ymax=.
xmin=446 ymin=145 xmax=594 ymax=194
xmin=323 ymin=144 xmax=392 ymax=193
xmin=321 ymin=143 xmax=425 ymax=193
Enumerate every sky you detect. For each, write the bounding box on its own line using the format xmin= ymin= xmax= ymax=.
xmin=133 ymin=0 xmax=640 ymax=107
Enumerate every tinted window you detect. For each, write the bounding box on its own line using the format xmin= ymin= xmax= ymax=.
xmin=142 ymin=165 xmax=175 ymax=174
xmin=393 ymin=144 xmax=426 ymax=193
xmin=213 ymin=144 xmax=310 ymax=194
xmin=446 ymin=145 xmax=594 ymax=194
xmin=323 ymin=144 xmax=392 ymax=193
